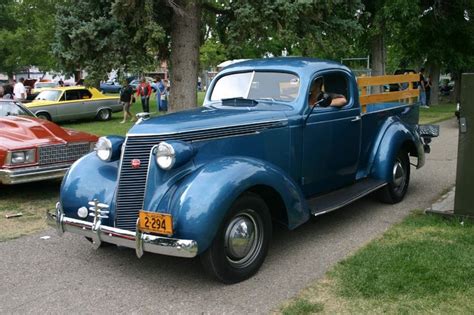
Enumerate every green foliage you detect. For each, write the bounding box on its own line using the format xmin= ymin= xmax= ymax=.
xmin=216 ymin=1 xmax=364 ymax=60
xmin=0 ymin=0 xmax=56 ymax=76
xmin=53 ymin=0 xmax=167 ymax=85
xmin=200 ymin=40 xmax=227 ymax=70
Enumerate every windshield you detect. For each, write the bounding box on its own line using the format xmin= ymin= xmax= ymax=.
xmin=210 ymin=71 xmax=300 ymax=103
xmin=0 ymin=101 xmax=34 ymax=117
xmin=35 ymin=90 xmax=62 ymax=101
xmin=35 ymin=82 xmax=57 ymax=89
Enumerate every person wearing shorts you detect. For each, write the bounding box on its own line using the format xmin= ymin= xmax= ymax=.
xmin=119 ymin=80 xmax=135 ymax=123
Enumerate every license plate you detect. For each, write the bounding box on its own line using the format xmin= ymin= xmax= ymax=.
xmin=139 ymin=211 xmax=173 ymax=235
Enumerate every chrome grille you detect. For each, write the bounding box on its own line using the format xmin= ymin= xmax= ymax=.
xmin=39 ymin=143 xmax=91 ymax=165
xmin=114 ymin=120 xmax=286 ymax=231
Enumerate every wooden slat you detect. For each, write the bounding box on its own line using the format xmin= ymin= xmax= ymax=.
xmin=357 ymin=73 xmax=419 ymax=87
xmin=359 ymin=89 xmax=419 ymax=106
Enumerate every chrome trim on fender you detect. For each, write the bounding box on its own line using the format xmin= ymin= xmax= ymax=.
xmin=126 ymin=119 xmax=288 ymax=137
xmin=0 ymin=163 xmax=71 ymax=185
xmin=46 ymin=202 xmax=198 ymax=259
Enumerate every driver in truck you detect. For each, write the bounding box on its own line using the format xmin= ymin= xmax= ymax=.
xmin=309 ymin=77 xmax=347 ymax=107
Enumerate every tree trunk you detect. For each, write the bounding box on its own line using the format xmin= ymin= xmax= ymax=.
xmin=428 ymin=63 xmax=440 ymax=105
xmin=453 ymin=71 xmax=462 ymax=104
xmin=370 ymin=34 xmax=385 ymax=93
xmin=169 ymin=1 xmax=200 ymax=112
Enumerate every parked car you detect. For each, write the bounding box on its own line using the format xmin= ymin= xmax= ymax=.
xmin=0 ymin=100 xmax=98 ymax=185
xmin=130 ymin=77 xmax=157 ymax=92
xmin=47 ymin=58 xmax=437 ymax=283
xmin=99 ymin=81 xmax=122 ymax=94
xmin=27 ymin=86 xmax=121 ymax=122
xmin=31 ymin=81 xmax=59 ymax=94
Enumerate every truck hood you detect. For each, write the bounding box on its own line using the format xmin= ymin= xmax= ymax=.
xmin=0 ymin=116 xmax=97 ymax=151
xmin=128 ymin=106 xmax=289 ymax=135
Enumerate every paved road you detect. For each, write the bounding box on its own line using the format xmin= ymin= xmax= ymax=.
xmin=0 ymin=119 xmax=459 ymax=314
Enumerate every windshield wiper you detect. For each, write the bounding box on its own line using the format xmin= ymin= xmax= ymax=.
xmin=221 ymin=97 xmax=258 ymax=107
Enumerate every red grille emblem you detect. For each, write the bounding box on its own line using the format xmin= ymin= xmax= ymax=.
xmin=131 ymin=159 xmax=141 ymax=169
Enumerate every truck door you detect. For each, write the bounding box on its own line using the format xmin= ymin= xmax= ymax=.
xmin=301 ymin=71 xmax=361 ymax=197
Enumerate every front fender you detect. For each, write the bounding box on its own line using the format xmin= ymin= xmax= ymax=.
xmin=370 ymin=119 xmax=424 ymax=181
xmin=164 ymin=157 xmax=308 ymax=254
xmin=60 ymin=152 xmax=119 ymax=225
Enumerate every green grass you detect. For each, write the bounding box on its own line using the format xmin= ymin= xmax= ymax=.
xmin=282 ymin=299 xmax=324 ymax=315
xmin=0 ymin=180 xmax=60 ymax=241
xmin=419 ymin=102 xmax=456 ymax=124
xmin=280 ymin=212 xmax=474 ymax=314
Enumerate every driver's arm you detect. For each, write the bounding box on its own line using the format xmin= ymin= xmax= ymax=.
xmin=330 ymin=94 xmax=347 ymax=107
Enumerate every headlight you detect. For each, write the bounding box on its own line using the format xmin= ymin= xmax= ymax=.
xmin=9 ymin=149 xmax=36 ymax=165
xmin=155 ymin=142 xmax=176 ymax=170
xmin=95 ymin=137 xmax=112 ymax=161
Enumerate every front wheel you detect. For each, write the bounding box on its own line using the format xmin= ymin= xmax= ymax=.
xmin=377 ymin=150 xmax=410 ymax=204
xmin=200 ymin=192 xmax=272 ymax=284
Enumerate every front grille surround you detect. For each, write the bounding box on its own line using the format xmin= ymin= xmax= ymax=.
xmin=38 ymin=143 xmax=91 ymax=165
xmin=114 ymin=120 xmax=286 ymax=231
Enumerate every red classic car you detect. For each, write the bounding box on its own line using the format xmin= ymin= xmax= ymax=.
xmin=0 ymin=99 xmax=98 ymax=185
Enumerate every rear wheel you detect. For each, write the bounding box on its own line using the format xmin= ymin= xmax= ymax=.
xmin=200 ymin=192 xmax=272 ymax=284
xmin=377 ymin=150 xmax=410 ymax=204
xmin=97 ymin=108 xmax=111 ymax=121
xmin=36 ymin=112 xmax=51 ymax=121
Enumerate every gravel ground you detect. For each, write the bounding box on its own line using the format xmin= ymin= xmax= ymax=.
xmin=0 ymin=119 xmax=458 ymax=314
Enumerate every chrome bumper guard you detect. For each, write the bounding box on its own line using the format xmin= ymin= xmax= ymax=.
xmin=0 ymin=163 xmax=71 ymax=185
xmin=46 ymin=202 xmax=198 ymax=259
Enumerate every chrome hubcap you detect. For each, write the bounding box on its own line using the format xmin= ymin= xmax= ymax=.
xmin=392 ymin=160 xmax=405 ymax=189
xmin=225 ymin=211 xmax=262 ymax=268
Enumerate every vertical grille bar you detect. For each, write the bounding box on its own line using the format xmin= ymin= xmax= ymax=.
xmin=114 ymin=138 xmax=158 ymax=231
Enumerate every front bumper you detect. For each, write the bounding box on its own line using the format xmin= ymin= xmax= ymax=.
xmin=46 ymin=202 xmax=198 ymax=259
xmin=0 ymin=163 xmax=71 ymax=185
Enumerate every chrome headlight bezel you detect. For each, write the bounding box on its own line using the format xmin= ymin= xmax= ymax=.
xmin=95 ymin=137 xmax=112 ymax=161
xmin=7 ymin=149 xmax=36 ymax=165
xmin=155 ymin=142 xmax=176 ymax=170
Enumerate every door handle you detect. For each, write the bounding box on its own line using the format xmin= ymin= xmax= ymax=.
xmin=351 ymin=116 xmax=361 ymax=122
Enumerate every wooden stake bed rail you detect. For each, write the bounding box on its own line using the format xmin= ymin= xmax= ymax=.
xmin=357 ymin=73 xmax=420 ymax=113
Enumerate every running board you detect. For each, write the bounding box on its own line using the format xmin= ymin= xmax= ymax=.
xmin=309 ymin=178 xmax=387 ymax=216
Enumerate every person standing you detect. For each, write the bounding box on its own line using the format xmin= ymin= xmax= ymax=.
xmin=119 ymin=80 xmax=135 ymax=123
xmin=136 ymin=78 xmax=152 ymax=113
xmin=425 ymin=75 xmax=432 ymax=107
xmin=154 ymin=76 xmax=166 ymax=112
xmin=418 ymin=68 xmax=427 ymax=107
xmin=13 ymin=78 xmax=26 ymax=101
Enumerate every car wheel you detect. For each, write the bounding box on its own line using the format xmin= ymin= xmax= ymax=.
xmin=36 ymin=112 xmax=51 ymax=121
xmin=377 ymin=150 xmax=410 ymax=204
xmin=200 ymin=192 xmax=272 ymax=284
xmin=97 ymin=108 xmax=111 ymax=121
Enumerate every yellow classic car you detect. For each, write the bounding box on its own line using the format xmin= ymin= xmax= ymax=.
xmin=26 ymin=87 xmax=121 ymax=122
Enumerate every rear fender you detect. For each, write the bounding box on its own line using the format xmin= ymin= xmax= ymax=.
xmin=162 ymin=157 xmax=309 ymax=254
xmin=370 ymin=119 xmax=424 ymax=181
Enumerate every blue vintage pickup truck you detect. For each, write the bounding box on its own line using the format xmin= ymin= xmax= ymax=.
xmin=48 ymin=58 xmax=437 ymax=283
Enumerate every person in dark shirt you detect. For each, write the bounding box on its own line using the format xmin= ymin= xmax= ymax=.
xmin=308 ymin=78 xmax=347 ymax=107
xmin=119 ymin=81 xmax=135 ymax=123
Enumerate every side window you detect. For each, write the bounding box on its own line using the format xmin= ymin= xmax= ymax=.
xmin=79 ymin=89 xmax=92 ymax=99
xmin=308 ymin=71 xmax=349 ymax=108
xmin=65 ymin=90 xmax=81 ymax=101
xmin=59 ymin=92 xmax=66 ymax=102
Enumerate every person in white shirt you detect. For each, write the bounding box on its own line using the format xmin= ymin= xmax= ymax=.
xmin=13 ymin=78 xmax=26 ymax=101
